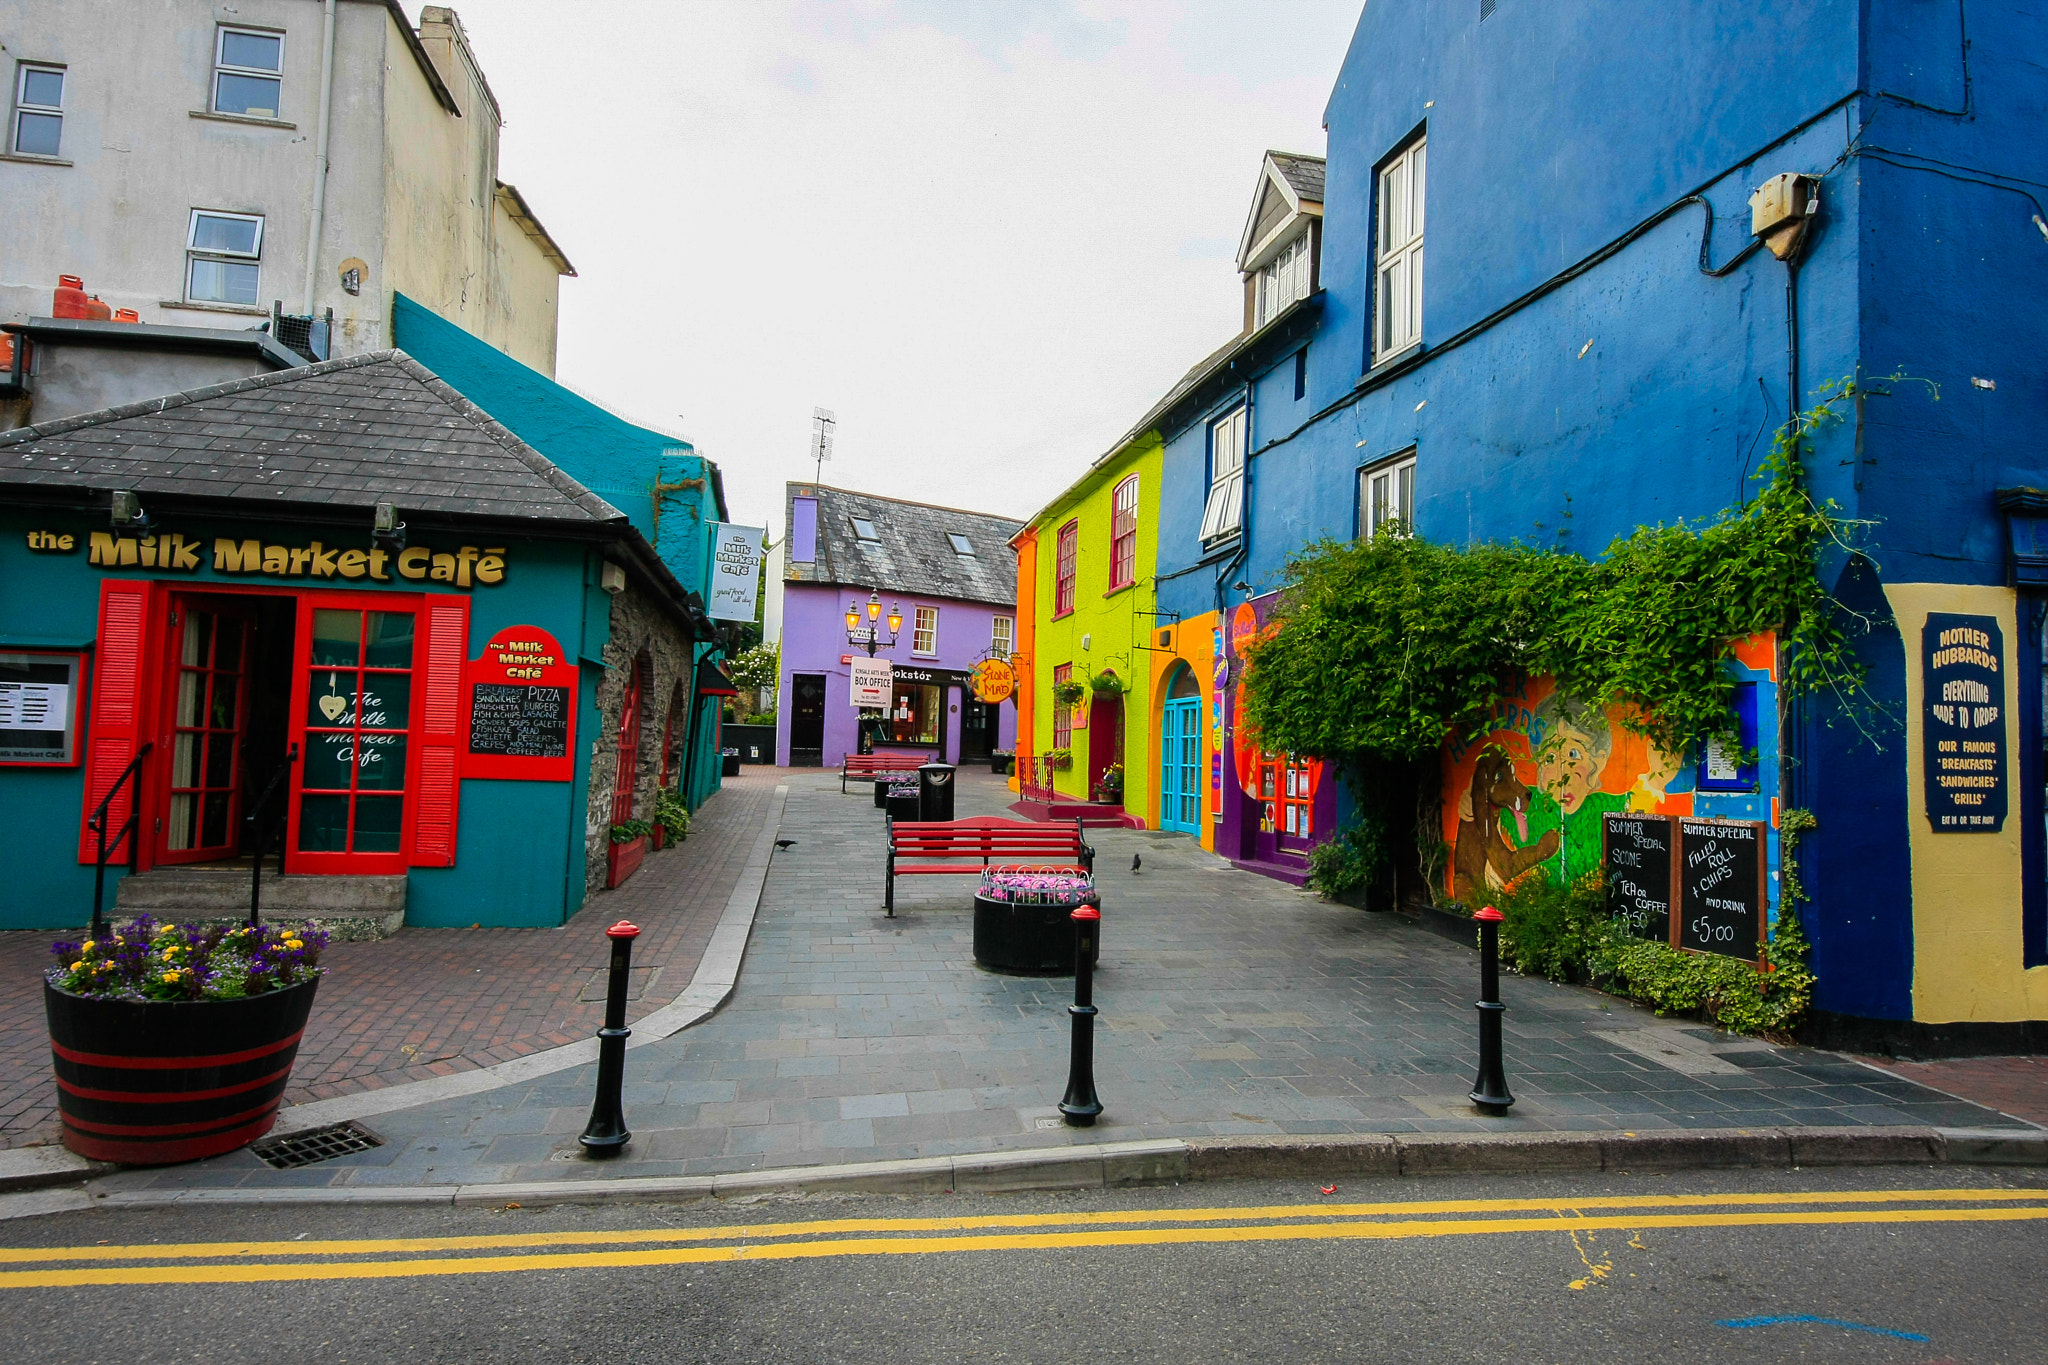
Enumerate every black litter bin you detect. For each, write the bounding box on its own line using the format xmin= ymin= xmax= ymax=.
xmin=873 ymin=777 xmax=891 ymax=809
xmin=721 ymin=748 xmax=741 ymax=777
xmin=917 ymin=762 xmax=956 ymax=822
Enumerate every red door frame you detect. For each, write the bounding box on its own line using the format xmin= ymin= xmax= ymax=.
xmin=154 ymin=594 xmax=258 ymax=865
xmin=611 ymin=659 xmax=646 ymax=826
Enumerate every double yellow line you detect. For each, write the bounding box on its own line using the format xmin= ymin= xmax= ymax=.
xmin=3 ymin=1188 xmax=2042 ymax=1288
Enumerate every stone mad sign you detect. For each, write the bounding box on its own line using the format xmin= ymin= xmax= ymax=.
xmin=1922 ymin=612 xmax=2006 ymax=832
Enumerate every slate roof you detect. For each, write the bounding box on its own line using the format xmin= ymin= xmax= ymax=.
xmin=1270 ymin=151 xmax=1325 ymax=203
xmin=0 ymin=350 xmax=626 ymax=526
xmin=785 ymin=484 xmax=1021 ymax=608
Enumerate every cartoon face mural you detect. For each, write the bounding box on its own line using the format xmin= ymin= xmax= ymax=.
xmin=1439 ymin=637 xmax=1780 ymax=905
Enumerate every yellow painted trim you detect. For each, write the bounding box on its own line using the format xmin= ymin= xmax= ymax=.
xmin=1885 ymin=582 xmax=2048 ymax=1023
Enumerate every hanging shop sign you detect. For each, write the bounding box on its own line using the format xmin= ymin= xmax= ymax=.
xmin=971 ymin=658 xmax=1015 ymax=704
xmin=0 ymin=650 xmax=83 ymax=766
xmin=850 ymin=658 xmax=893 ymax=709
xmin=1602 ymin=812 xmax=1674 ymax=942
xmin=706 ymin=523 xmax=765 ymax=622
xmin=45 ymin=527 xmax=510 ymax=588
xmin=1922 ymin=612 xmax=2006 ymax=832
xmin=1676 ymin=818 xmax=1766 ymax=960
xmin=462 ymin=625 xmax=575 ymax=781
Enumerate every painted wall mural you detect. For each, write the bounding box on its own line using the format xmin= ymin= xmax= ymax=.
xmin=1440 ymin=635 xmax=1778 ymax=904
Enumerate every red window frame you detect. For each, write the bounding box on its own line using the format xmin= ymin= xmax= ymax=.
xmin=288 ymin=592 xmax=424 ymax=875
xmin=1108 ymin=474 xmax=1139 ymax=590
xmin=1052 ymin=662 xmax=1072 ymax=750
xmin=1053 ymin=520 xmax=1078 ymax=617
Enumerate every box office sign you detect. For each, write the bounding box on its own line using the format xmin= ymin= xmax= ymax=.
xmin=1922 ymin=612 xmax=2006 ymax=832
xmin=462 ymin=625 xmax=575 ymax=781
xmin=1602 ymin=813 xmax=1767 ymax=962
xmin=37 ymin=529 xmax=510 ymax=589
xmin=849 ymin=658 xmax=893 ymax=709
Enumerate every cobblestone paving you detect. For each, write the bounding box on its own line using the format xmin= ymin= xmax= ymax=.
xmin=0 ymin=771 xmax=778 ymax=1148
xmin=101 ymin=768 xmax=2029 ymax=1193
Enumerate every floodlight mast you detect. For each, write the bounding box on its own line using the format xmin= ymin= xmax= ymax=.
xmin=811 ymin=407 xmax=837 ymax=486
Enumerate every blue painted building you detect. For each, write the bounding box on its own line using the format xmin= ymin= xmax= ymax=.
xmin=391 ymin=293 xmax=732 ymax=814
xmin=1149 ymin=0 xmax=2048 ymax=1045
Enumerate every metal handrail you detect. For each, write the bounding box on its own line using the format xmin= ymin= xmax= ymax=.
xmin=87 ymin=742 xmax=154 ymax=940
xmin=244 ymin=744 xmax=298 ymax=928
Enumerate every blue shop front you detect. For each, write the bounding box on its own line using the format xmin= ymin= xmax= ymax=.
xmin=0 ymin=351 xmax=719 ymax=930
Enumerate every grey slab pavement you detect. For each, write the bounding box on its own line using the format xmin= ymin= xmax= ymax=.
xmin=96 ymin=769 xmax=2032 ymax=1196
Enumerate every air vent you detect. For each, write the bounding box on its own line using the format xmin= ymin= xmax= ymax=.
xmin=249 ymin=1120 xmax=384 ymax=1169
xmin=1481 ymin=0 xmax=1497 ymax=17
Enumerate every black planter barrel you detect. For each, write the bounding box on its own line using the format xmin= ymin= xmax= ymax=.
xmin=44 ymin=977 xmax=319 ymax=1164
xmin=974 ymin=893 xmax=1100 ymax=974
xmin=885 ymin=784 xmax=921 ymax=823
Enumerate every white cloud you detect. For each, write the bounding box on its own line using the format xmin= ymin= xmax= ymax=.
xmin=463 ymin=0 xmax=1361 ymax=527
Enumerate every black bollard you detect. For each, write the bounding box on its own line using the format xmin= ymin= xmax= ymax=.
xmin=1469 ymin=905 xmax=1514 ymax=1115
xmin=579 ymin=920 xmax=641 ymax=1154
xmin=1059 ymin=899 xmax=1104 ymax=1127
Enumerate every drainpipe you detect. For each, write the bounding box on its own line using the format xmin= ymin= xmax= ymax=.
xmin=301 ymin=0 xmax=338 ymax=315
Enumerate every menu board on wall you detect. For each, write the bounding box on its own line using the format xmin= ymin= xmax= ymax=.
xmin=1602 ymin=813 xmax=1674 ymax=942
xmin=1677 ymin=818 xmax=1765 ymax=959
xmin=1922 ymin=612 xmax=2007 ymax=832
xmin=462 ymin=626 xmax=575 ymax=781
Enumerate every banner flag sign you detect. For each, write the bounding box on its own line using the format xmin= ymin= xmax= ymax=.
xmin=707 ymin=523 xmax=765 ymax=623
xmin=849 ymin=658 xmax=893 ymax=709
xmin=1922 ymin=612 xmax=2006 ymax=832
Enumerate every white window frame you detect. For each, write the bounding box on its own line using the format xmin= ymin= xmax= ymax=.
xmin=912 ymin=605 xmax=939 ymax=656
xmin=185 ymin=209 xmax=265 ymax=306
xmin=213 ymin=25 xmax=284 ymax=119
xmin=991 ymin=615 xmax=1014 ymax=658
xmin=1198 ymin=405 xmax=1247 ymax=542
xmin=12 ymin=63 xmax=64 ymax=158
xmin=1375 ymin=137 xmax=1426 ymax=360
xmin=1358 ymin=450 xmax=1417 ymax=540
xmin=1254 ymin=230 xmax=1311 ymax=329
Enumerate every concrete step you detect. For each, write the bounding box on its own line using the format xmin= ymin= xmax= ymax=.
xmin=114 ymin=868 xmax=406 ymax=941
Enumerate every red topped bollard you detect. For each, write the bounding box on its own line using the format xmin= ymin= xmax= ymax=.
xmin=579 ymin=920 xmax=641 ymax=1154
xmin=1058 ymin=900 xmax=1104 ymax=1127
xmin=1468 ymin=906 xmax=1514 ymax=1115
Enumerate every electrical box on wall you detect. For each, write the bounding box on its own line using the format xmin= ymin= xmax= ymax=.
xmin=1749 ymin=173 xmax=1819 ymax=260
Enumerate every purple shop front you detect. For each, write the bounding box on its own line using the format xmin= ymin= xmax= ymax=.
xmin=1216 ymin=592 xmax=1340 ymax=885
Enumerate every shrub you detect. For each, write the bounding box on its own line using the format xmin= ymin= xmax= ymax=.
xmin=1491 ymin=867 xmax=1618 ymax=982
xmin=654 ymin=787 xmax=691 ymax=841
xmin=1307 ymin=822 xmax=1389 ymax=901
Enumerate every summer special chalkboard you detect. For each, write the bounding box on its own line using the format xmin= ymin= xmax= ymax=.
xmin=1677 ymin=818 xmax=1765 ymax=959
xmin=462 ymin=625 xmax=576 ymax=781
xmin=1602 ymin=813 xmax=1673 ymax=942
xmin=469 ymin=684 xmax=569 ymax=758
xmin=1922 ymin=612 xmax=2007 ymax=832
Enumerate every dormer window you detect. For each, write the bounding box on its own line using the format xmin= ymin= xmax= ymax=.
xmin=850 ymin=517 xmax=879 ymax=542
xmin=946 ymin=533 xmax=975 ymax=556
xmin=1254 ymin=231 xmax=1311 ymax=328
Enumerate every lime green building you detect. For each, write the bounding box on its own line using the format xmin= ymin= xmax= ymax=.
xmin=1009 ymin=431 xmax=1161 ymax=827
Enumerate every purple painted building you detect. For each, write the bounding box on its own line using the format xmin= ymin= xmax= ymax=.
xmin=775 ymin=483 xmax=1020 ymax=769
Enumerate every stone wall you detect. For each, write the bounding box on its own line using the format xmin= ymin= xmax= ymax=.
xmin=582 ymin=575 xmax=696 ymax=897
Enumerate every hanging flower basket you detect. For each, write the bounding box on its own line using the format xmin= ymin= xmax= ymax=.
xmin=44 ymin=917 xmax=327 ymax=1164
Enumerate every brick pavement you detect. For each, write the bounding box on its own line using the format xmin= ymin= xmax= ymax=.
xmin=98 ymin=767 xmax=2034 ymax=1193
xmin=1860 ymin=1055 xmax=2048 ymax=1126
xmin=0 ymin=770 xmax=780 ymax=1148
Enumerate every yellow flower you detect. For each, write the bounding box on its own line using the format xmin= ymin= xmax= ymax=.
xmin=285 ymin=939 xmax=303 ymax=950
xmin=161 ymin=972 xmax=178 ymax=983
xmin=80 ymin=940 xmax=95 ymax=953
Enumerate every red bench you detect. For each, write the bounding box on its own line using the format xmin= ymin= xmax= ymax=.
xmin=884 ymin=815 xmax=1094 ymax=914
xmin=841 ymin=751 xmax=926 ymax=793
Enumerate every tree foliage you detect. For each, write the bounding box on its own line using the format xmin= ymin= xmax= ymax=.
xmin=1240 ymin=387 xmax=1873 ymax=764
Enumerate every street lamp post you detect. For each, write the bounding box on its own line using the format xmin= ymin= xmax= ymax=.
xmin=844 ymin=589 xmax=903 ymax=657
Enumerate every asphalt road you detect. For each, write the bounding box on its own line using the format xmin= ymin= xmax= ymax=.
xmin=1 ymin=1166 xmax=2043 ymax=1364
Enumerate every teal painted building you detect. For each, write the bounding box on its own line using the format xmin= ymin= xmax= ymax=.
xmin=0 ymin=350 xmax=720 ymax=931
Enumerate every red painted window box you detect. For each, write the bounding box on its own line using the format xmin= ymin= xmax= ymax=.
xmin=606 ymin=835 xmax=647 ymax=889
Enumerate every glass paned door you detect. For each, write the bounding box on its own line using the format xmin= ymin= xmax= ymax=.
xmin=160 ymin=602 xmax=253 ymax=863
xmin=1160 ymin=698 xmax=1201 ymax=834
xmin=1278 ymin=755 xmax=1315 ymax=849
xmin=295 ymin=606 xmax=414 ymax=868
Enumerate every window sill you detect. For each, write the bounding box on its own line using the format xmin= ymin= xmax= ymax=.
xmin=1050 ymin=609 xmax=1075 ymax=622
xmin=190 ymin=109 xmax=297 ymax=130
xmin=1199 ymin=531 xmax=1243 ymax=554
xmin=1359 ymin=341 xmax=1424 ymax=383
xmin=0 ymin=151 xmax=72 ymax=167
xmin=158 ymin=299 xmax=270 ymax=317
xmin=1102 ymin=581 xmax=1135 ymax=600
xmin=910 ymin=652 xmax=939 ymax=660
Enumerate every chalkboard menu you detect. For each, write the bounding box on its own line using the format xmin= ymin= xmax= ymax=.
xmin=1677 ymin=818 xmax=1764 ymax=959
xmin=469 ymin=684 xmax=569 ymax=758
xmin=1922 ymin=612 xmax=2007 ymax=832
xmin=1602 ymin=813 xmax=1673 ymax=941
xmin=462 ymin=625 xmax=576 ymax=782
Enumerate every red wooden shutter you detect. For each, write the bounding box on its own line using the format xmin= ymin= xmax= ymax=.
xmin=409 ymin=594 xmax=469 ymax=867
xmin=77 ymin=579 xmax=154 ymax=864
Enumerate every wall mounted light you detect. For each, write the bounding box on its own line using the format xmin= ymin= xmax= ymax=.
xmin=372 ymin=500 xmax=407 ymax=552
xmin=109 ymin=490 xmax=148 ymax=531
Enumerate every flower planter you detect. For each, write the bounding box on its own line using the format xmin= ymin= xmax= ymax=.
xmin=607 ymin=835 xmax=647 ymax=888
xmin=973 ymin=894 xmax=1100 ymax=975
xmin=649 ymin=823 xmax=667 ymax=851
xmin=44 ymin=976 xmax=319 ymax=1164
xmin=885 ymin=786 xmax=921 ymax=823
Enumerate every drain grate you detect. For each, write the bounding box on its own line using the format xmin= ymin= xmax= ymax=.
xmin=250 ymin=1121 xmax=385 ymax=1169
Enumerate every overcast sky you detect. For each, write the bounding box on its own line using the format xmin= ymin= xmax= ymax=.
xmin=467 ymin=1 xmax=1364 ymax=531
